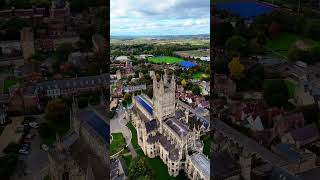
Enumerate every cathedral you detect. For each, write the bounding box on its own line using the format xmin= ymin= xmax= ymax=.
xmin=127 ymin=70 xmax=210 ymax=180
xmin=48 ymin=96 xmax=109 ymax=180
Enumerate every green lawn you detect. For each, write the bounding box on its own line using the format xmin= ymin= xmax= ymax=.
xmin=126 ymin=121 xmax=188 ymax=179
xmin=265 ymin=33 xmax=301 ymax=56
xmin=126 ymin=122 xmax=140 ymax=150
xmin=148 ymin=56 xmax=184 ymax=64
xmin=111 ymin=133 xmax=126 ymax=155
xmin=122 ymin=154 xmax=132 ymax=167
xmin=193 ymin=72 xmax=209 ymax=80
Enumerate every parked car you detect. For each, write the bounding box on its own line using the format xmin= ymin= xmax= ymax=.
xmin=29 ymin=122 xmax=39 ymax=129
xmin=18 ymin=148 xmax=29 ymax=155
xmin=26 ymin=133 xmax=35 ymax=139
xmin=41 ymin=144 xmax=49 ymax=151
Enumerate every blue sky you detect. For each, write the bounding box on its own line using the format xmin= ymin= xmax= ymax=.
xmin=111 ymin=0 xmax=210 ymax=36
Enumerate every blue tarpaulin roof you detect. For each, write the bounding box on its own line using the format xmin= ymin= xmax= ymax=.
xmin=178 ymin=61 xmax=196 ymax=68
xmin=215 ymin=2 xmax=273 ymax=18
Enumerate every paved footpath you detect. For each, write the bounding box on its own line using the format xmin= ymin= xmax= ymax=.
xmin=111 ymin=110 xmax=137 ymax=158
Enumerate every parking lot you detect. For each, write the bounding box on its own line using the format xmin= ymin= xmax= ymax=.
xmin=1 ymin=115 xmax=49 ymax=180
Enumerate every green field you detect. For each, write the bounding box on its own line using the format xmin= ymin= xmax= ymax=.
xmin=148 ymin=56 xmax=184 ymax=64
xmin=111 ymin=133 xmax=126 ymax=155
xmin=126 ymin=122 xmax=188 ymax=179
xmin=193 ymin=72 xmax=209 ymax=80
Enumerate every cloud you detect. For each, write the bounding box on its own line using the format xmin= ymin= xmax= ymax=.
xmin=110 ymin=0 xmax=210 ymax=36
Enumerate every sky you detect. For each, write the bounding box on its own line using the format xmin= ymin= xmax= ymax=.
xmin=111 ymin=0 xmax=210 ymax=36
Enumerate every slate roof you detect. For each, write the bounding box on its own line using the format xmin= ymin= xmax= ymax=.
xmin=289 ymin=123 xmax=319 ymax=144
xmin=189 ymin=153 xmax=210 ymax=179
xmin=29 ymin=73 xmax=109 ymax=94
xmin=158 ymin=135 xmax=179 ymax=161
xmin=165 ymin=118 xmax=190 ymax=137
xmin=145 ymin=119 xmax=158 ymax=133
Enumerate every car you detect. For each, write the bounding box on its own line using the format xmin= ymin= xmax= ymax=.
xmin=26 ymin=133 xmax=35 ymax=139
xmin=19 ymin=149 xmax=29 ymax=155
xmin=29 ymin=122 xmax=39 ymax=128
xmin=41 ymin=144 xmax=49 ymax=151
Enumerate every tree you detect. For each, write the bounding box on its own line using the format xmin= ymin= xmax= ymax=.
xmin=288 ymin=45 xmax=311 ymax=63
xmin=214 ymin=22 xmax=234 ymax=47
xmin=263 ymin=79 xmax=289 ymax=107
xmin=226 ymin=35 xmax=248 ymax=55
xmin=181 ymin=79 xmax=187 ymax=87
xmin=305 ymin=19 xmax=320 ymax=41
xmin=31 ymin=0 xmax=50 ymax=7
xmin=70 ymin=0 xmax=89 ymax=12
xmin=268 ymin=21 xmax=281 ymax=38
xmin=128 ymin=157 xmax=153 ymax=180
xmin=215 ymin=56 xmax=229 ymax=74
xmin=45 ymin=99 xmax=68 ymax=122
xmin=228 ymin=57 xmax=244 ymax=80
xmin=192 ymin=85 xmax=201 ymax=95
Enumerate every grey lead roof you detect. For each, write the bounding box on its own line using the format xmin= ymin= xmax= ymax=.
xmin=189 ymin=153 xmax=210 ymax=179
xmin=165 ymin=118 xmax=190 ymax=137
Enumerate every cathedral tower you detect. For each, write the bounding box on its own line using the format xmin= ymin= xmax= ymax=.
xmin=152 ymin=71 xmax=176 ymax=122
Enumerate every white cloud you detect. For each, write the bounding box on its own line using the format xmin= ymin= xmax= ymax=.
xmin=110 ymin=0 xmax=210 ymax=35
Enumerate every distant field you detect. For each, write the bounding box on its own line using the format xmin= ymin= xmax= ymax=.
xmin=111 ymin=39 xmax=209 ymax=46
xmin=214 ymin=0 xmax=240 ymax=3
xmin=193 ymin=72 xmax=209 ymax=80
xmin=148 ymin=56 xmax=184 ymax=63
xmin=175 ymin=50 xmax=209 ymax=57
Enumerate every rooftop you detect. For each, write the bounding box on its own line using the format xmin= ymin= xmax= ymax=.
xmin=165 ymin=118 xmax=190 ymax=137
xmin=189 ymin=153 xmax=210 ymax=179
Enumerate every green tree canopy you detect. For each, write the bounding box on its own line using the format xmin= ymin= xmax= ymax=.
xmin=45 ymin=98 xmax=69 ymax=122
xmin=128 ymin=156 xmax=153 ymax=180
xmin=263 ymin=79 xmax=289 ymax=107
